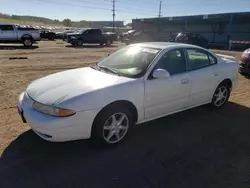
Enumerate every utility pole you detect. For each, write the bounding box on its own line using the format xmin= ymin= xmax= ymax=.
xmin=158 ymin=1 xmax=162 ymax=18
xmin=112 ymin=0 xmax=116 ymax=31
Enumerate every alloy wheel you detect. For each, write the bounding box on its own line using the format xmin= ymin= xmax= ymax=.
xmin=24 ymin=39 xmax=32 ymax=47
xmin=103 ymin=113 xmax=129 ymax=144
xmin=213 ymin=86 xmax=229 ymax=107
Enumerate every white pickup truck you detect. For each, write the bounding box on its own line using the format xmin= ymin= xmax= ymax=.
xmin=0 ymin=24 xmax=41 ymax=47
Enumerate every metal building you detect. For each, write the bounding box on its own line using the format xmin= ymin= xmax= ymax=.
xmin=89 ymin=21 xmax=124 ymax=28
xmin=132 ymin=12 xmax=250 ymax=48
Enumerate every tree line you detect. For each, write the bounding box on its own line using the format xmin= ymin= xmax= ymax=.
xmin=0 ymin=13 xmax=90 ymax=27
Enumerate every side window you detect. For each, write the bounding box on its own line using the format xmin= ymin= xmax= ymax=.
xmin=0 ymin=25 xmax=14 ymax=31
xmin=208 ymin=54 xmax=217 ymax=65
xmin=93 ymin=29 xmax=101 ymax=35
xmin=87 ymin=29 xmax=100 ymax=35
xmin=84 ymin=30 xmax=90 ymax=34
xmin=155 ymin=49 xmax=186 ymax=75
xmin=186 ymin=49 xmax=211 ymax=70
xmin=88 ymin=30 xmax=94 ymax=34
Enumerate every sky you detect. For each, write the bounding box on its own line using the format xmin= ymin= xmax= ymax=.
xmin=1 ymin=0 xmax=250 ymax=23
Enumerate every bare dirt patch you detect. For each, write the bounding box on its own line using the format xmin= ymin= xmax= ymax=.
xmin=0 ymin=41 xmax=250 ymax=188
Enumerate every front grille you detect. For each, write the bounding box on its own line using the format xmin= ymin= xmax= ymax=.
xmin=240 ymin=63 xmax=246 ymax=68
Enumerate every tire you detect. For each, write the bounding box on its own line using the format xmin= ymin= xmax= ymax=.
xmin=210 ymin=82 xmax=231 ymax=108
xmin=91 ymin=105 xmax=134 ymax=146
xmin=105 ymin=40 xmax=111 ymax=46
xmin=22 ymin=37 xmax=33 ymax=47
xmin=76 ymin=39 xmax=83 ymax=47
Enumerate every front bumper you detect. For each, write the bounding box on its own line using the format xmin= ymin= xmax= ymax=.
xmin=17 ymin=92 xmax=100 ymax=142
xmin=67 ymin=38 xmax=77 ymax=44
xmin=239 ymin=63 xmax=250 ymax=74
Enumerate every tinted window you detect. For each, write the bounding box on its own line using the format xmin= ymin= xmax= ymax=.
xmin=86 ymin=29 xmax=101 ymax=35
xmin=187 ymin=49 xmax=212 ymax=70
xmin=155 ymin=49 xmax=186 ymax=75
xmin=0 ymin=25 xmax=14 ymax=31
xmin=208 ymin=54 xmax=217 ymax=65
xmin=92 ymin=29 xmax=101 ymax=35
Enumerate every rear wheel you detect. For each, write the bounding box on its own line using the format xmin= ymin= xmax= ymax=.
xmin=23 ymin=38 xmax=33 ymax=47
xmin=211 ymin=83 xmax=231 ymax=108
xmin=92 ymin=105 xmax=133 ymax=146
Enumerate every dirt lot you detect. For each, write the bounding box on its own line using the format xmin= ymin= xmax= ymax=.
xmin=0 ymin=41 xmax=250 ymax=188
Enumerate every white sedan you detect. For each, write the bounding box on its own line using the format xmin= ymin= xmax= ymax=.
xmin=17 ymin=42 xmax=239 ymax=145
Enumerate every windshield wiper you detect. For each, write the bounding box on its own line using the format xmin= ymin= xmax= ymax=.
xmin=98 ymin=65 xmax=120 ymax=76
xmin=90 ymin=65 xmax=100 ymax=70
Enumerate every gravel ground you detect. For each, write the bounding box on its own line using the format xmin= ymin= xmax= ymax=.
xmin=0 ymin=41 xmax=250 ymax=188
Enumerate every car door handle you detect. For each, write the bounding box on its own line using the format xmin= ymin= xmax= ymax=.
xmin=181 ymin=78 xmax=190 ymax=85
xmin=213 ymin=73 xmax=218 ymax=76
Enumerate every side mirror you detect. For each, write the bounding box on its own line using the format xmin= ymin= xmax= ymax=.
xmin=152 ymin=69 xmax=170 ymax=79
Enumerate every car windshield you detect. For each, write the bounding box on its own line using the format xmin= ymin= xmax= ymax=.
xmin=97 ymin=45 xmax=161 ymax=78
xmin=75 ymin=29 xmax=87 ymax=34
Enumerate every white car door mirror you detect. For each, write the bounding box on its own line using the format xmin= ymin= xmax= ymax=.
xmin=152 ymin=69 xmax=170 ymax=79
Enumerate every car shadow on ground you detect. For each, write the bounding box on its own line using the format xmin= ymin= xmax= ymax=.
xmin=65 ymin=44 xmax=118 ymax=49
xmin=243 ymin=74 xmax=250 ymax=79
xmin=0 ymin=45 xmax=39 ymax=50
xmin=1 ymin=102 xmax=250 ymax=188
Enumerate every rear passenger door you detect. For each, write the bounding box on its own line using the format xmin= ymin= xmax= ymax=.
xmin=185 ymin=48 xmax=219 ymax=107
xmin=0 ymin=25 xmax=16 ymax=40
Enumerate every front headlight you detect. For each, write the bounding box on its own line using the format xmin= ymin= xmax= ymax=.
xmin=19 ymin=92 xmax=25 ymax=101
xmin=33 ymin=102 xmax=75 ymax=117
xmin=70 ymin=36 xmax=76 ymax=39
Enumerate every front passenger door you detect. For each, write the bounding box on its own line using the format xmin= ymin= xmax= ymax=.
xmin=144 ymin=49 xmax=191 ymax=119
xmin=0 ymin=25 xmax=15 ymax=40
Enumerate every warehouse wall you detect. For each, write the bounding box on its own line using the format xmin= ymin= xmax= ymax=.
xmin=132 ymin=19 xmax=250 ymax=45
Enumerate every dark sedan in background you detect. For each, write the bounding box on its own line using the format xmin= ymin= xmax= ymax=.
xmin=173 ymin=32 xmax=209 ymax=48
xmin=40 ymin=30 xmax=56 ymax=40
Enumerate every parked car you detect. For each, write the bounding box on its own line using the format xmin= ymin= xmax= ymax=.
xmin=239 ymin=48 xmax=250 ymax=75
xmin=119 ymin=30 xmax=138 ymax=42
xmin=56 ymin=30 xmax=76 ymax=40
xmin=173 ymin=32 xmax=209 ymax=48
xmin=66 ymin=28 xmax=114 ymax=46
xmin=121 ymin=30 xmax=143 ymax=44
xmin=0 ymin=24 xmax=40 ymax=47
xmin=103 ymin=32 xmax=117 ymax=41
xmin=17 ymin=42 xmax=239 ymax=145
xmin=123 ymin=30 xmax=156 ymax=45
xmin=40 ymin=30 xmax=56 ymax=40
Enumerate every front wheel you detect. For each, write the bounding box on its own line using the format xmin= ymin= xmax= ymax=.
xmin=76 ymin=39 xmax=83 ymax=46
xmin=48 ymin=36 xmax=55 ymax=40
xmin=211 ymin=83 xmax=231 ymax=108
xmin=105 ymin=40 xmax=111 ymax=46
xmin=92 ymin=106 xmax=133 ymax=146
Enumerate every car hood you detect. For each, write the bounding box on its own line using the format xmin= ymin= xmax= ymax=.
xmin=67 ymin=33 xmax=81 ymax=36
xmin=26 ymin=67 xmax=134 ymax=105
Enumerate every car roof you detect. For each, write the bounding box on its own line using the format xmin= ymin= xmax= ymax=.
xmin=131 ymin=42 xmax=205 ymax=50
